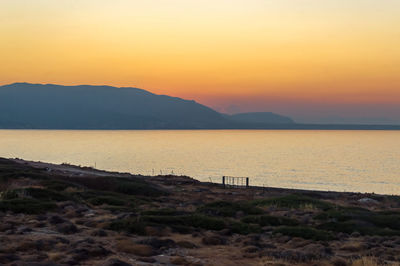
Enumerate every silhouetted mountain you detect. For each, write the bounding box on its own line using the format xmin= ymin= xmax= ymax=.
xmin=226 ymin=112 xmax=294 ymax=124
xmin=0 ymin=83 xmax=230 ymax=129
xmin=1 ymin=83 xmax=399 ymax=130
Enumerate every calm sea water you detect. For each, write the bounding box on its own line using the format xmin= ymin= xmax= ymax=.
xmin=0 ymin=130 xmax=399 ymax=195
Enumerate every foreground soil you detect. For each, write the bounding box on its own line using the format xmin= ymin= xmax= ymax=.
xmin=1 ymin=158 xmax=400 ymax=266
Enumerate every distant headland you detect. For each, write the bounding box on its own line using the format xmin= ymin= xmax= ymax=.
xmin=0 ymin=83 xmax=399 ymax=130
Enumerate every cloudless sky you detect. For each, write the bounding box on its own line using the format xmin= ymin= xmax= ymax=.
xmin=1 ymin=0 xmax=399 ymax=123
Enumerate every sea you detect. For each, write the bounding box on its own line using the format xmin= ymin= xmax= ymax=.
xmin=0 ymin=130 xmax=399 ymax=195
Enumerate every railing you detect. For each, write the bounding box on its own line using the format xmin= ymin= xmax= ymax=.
xmin=222 ymin=176 xmax=249 ymax=188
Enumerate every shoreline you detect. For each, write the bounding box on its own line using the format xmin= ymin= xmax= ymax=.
xmin=11 ymin=157 xmax=395 ymax=197
xmin=1 ymin=157 xmax=400 ymax=265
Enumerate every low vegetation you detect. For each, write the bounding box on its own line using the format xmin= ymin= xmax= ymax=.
xmin=273 ymin=226 xmax=335 ymax=241
xmin=1 ymin=158 xmax=400 ymax=265
xmin=252 ymin=194 xmax=334 ymax=210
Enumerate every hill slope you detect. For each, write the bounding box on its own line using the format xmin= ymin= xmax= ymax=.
xmin=0 ymin=83 xmax=230 ymax=129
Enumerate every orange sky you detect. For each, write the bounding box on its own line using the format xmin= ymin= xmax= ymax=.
xmin=1 ymin=0 xmax=399 ymax=123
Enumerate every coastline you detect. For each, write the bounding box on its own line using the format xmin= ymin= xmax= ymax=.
xmin=1 ymin=157 xmax=400 ymax=265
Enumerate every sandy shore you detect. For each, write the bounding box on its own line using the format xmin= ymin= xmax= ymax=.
xmin=1 ymin=157 xmax=400 ymax=265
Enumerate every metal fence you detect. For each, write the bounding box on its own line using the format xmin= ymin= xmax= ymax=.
xmin=222 ymin=176 xmax=249 ymax=188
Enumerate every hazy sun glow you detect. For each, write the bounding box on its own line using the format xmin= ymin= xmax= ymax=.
xmin=1 ymin=0 xmax=399 ymax=123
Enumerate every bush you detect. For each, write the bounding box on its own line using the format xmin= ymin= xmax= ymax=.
xmin=1 ymin=188 xmax=72 ymax=202
xmin=274 ymin=226 xmax=334 ymax=241
xmin=242 ymin=215 xmax=299 ymax=226
xmin=253 ymin=194 xmax=333 ymax=210
xmin=88 ymin=196 xmax=126 ymax=206
xmin=108 ymin=218 xmax=148 ymax=235
xmin=0 ymin=198 xmax=56 ymax=214
xmin=142 ymin=208 xmax=188 ymax=216
xmin=143 ymin=214 xmax=226 ymax=231
xmin=317 ymin=221 xmax=400 ymax=236
xmin=315 ymin=207 xmax=400 ymax=232
xmin=198 ymin=201 xmax=263 ymax=217
xmin=41 ymin=179 xmax=80 ymax=191
xmin=230 ymin=222 xmax=261 ymax=234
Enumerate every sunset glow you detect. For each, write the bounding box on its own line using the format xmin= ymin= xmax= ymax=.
xmin=1 ymin=0 xmax=399 ymax=123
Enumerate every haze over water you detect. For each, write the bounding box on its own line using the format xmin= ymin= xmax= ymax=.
xmin=0 ymin=130 xmax=399 ymax=195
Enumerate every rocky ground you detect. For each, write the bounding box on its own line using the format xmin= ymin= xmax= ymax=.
xmin=1 ymin=158 xmax=400 ymax=265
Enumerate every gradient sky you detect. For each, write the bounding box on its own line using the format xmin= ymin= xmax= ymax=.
xmin=1 ymin=0 xmax=399 ymax=124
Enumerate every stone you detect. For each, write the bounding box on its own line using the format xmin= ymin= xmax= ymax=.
xmin=56 ymin=222 xmax=78 ymax=234
xmin=91 ymin=229 xmax=108 ymax=237
xmin=176 ymin=240 xmax=197 ymax=249
xmin=48 ymin=215 xmax=66 ymax=225
xmin=358 ymin=198 xmax=379 ymax=205
xmin=202 ymin=235 xmax=226 ymax=245
xmin=137 ymin=237 xmax=176 ymax=250
xmin=105 ymin=258 xmax=133 ymax=266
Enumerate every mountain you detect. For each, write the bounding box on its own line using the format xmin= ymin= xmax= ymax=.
xmin=0 ymin=83 xmax=230 ymax=129
xmin=226 ymin=112 xmax=294 ymax=124
xmin=1 ymin=83 xmax=399 ymax=130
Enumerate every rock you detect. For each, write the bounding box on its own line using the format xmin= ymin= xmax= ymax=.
xmin=55 ymin=236 xmax=70 ymax=244
xmin=56 ymin=222 xmax=78 ymax=234
xmin=170 ymin=256 xmax=190 ymax=265
xmin=144 ymin=226 xmax=167 ymax=236
xmin=36 ymin=215 xmax=47 ymax=221
xmin=243 ymin=245 xmax=259 ymax=253
xmin=71 ymin=249 xmax=90 ymax=261
xmin=218 ymin=228 xmax=232 ymax=236
xmin=137 ymin=237 xmax=176 ymax=250
xmin=16 ymin=226 xmax=33 ymax=234
xmin=0 ymin=222 xmax=14 ymax=231
xmin=337 ymin=232 xmax=349 ymax=240
xmin=70 ymin=245 xmax=110 ymax=261
xmin=48 ymin=215 xmax=66 ymax=225
xmin=138 ymin=257 xmax=157 ymax=263
xmin=331 ymin=257 xmax=348 ymax=266
xmin=202 ymin=235 xmax=226 ymax=245
xmin=340 ymin=242 xmax=368 ymax=252
xmin=300 ymin=243 xmax=332 ymax=259
xmin=358 ymin=198 xmax=379 ymax=205
xmin=116 ymin=240 xmax=154 ymax=257
xmin=235 ymin=211 xmax=245 ymax=218
xmin=176 ymin=241 xmax=197 ymax=249
xmin=105 ymin=258 xmax=133 ymax=266
xmin=34 ymin=239 xmax=58 ymax=251
xmin=83 ymin=220 xmax=98 ymax=228
xmin=91 ymin=229 xmax=108 ymax=237
xmin=350 ymin=232 xmax=361 ymax=238
xmin=0 ymin=254 xmax=20 ymax=264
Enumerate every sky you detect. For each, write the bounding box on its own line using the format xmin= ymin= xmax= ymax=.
xmin=1 ymin=0 xmax=399 ymax=124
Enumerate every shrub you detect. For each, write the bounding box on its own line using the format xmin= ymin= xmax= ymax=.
xmin=0 ymin=198 xmax=56 ymax=214
xmin=142 ymin=208 xmax=188 ymax=216
xmin=143 ymin=214 xmax=226 ymax=231
xmin=198 ymin=201 xmax=263 ymax=217
xmin=108 ymin=218 xmax=148 ymax=235
xmin=87 ymin=196 xmax=125 ymax=206
xmin=230 ymin=222 xmax=261 ymax=234
xmin=253 ymin=194 xmax=333 ymax=210
xmin=1 ymin=188 xmax=72 ymax=202
xmin=317 ymin=221 xmax=400 ymax=236
xmin=242 ymin=215 xmax=299 ymax=226
xmin=273 ymin=226 xmax=335 ymax=241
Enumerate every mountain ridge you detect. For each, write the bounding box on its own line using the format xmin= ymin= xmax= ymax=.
xmin=1 ymin=83 xmax=399 ymax=130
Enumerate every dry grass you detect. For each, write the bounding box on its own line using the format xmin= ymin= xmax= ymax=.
xmin=115 ymin=239 xmax=154 ymax=257
xmin=47 ymin=252 xmax=64 ymax=261
xmin=351 ymin=257 xmax=380 ymax=266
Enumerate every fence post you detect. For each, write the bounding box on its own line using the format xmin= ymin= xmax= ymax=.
xmin=246 ymin=177 xmax=249 ymax=188
xmin=222 ymin=176 xmax=225 ymax=188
